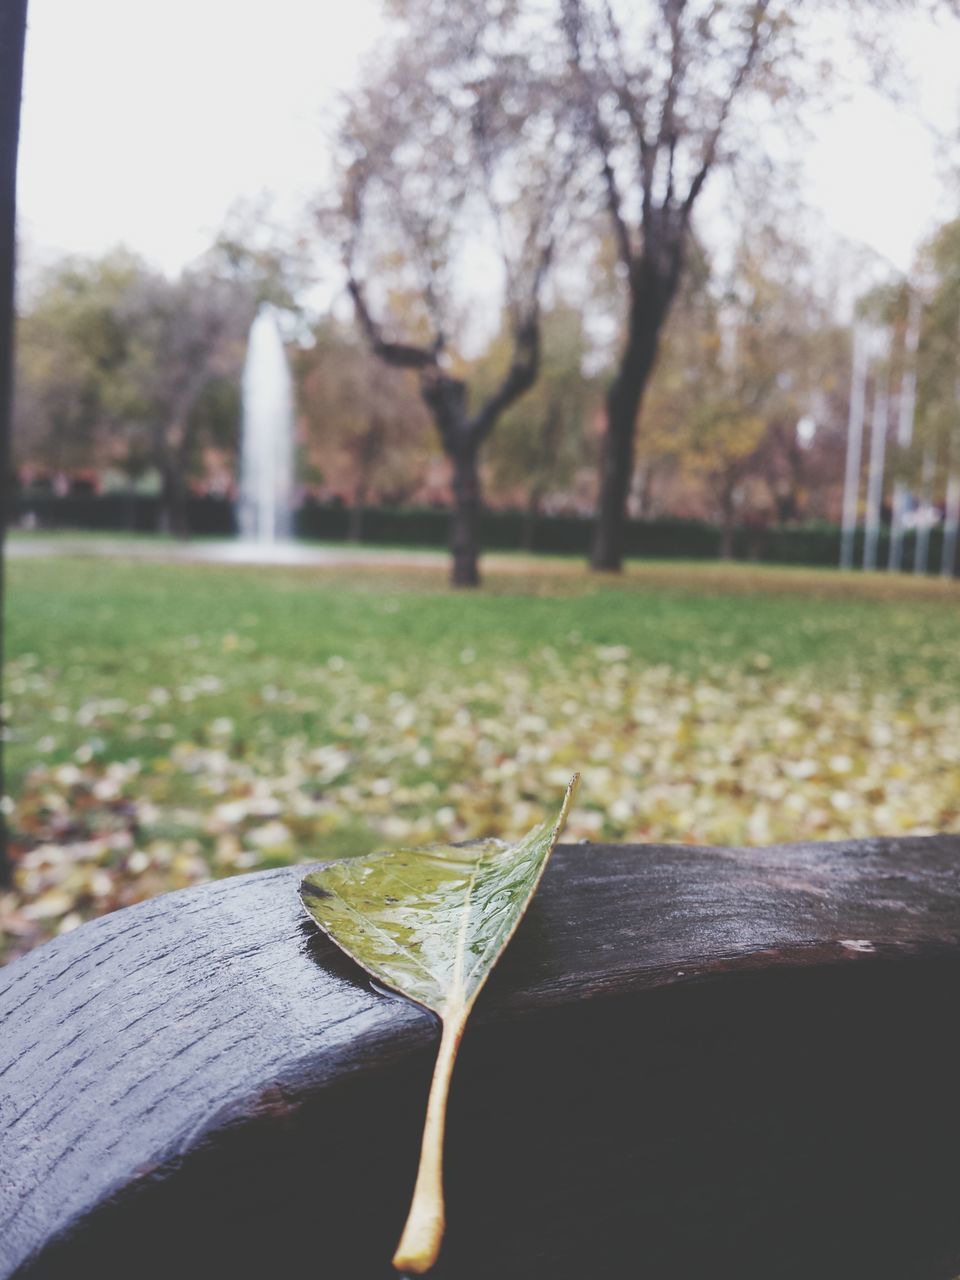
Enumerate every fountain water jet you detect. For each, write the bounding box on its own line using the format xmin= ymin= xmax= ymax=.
xmin=238 ymin=305 xmax=294 ymax=546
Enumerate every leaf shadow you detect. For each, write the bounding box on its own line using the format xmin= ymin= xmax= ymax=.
xmin=296 ymin=916 xmax=375 ymax=996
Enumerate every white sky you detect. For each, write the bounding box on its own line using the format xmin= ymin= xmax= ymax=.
xmin=15 ymin=0 xmax=960 ymax=287
xmin=17 ymin=0 xmax=380 ymax=274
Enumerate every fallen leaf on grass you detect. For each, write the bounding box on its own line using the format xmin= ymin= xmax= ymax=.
xmin=299 ymin=773 xmax=580 ymax=1274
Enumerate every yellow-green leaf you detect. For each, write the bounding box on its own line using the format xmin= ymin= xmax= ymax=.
xmin=299 ymin=774 xmax=580 ymax=1274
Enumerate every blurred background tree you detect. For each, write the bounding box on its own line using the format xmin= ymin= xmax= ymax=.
xmin=14 ymin=251 xmax=145 ymax=481
xmin=391 ymin=0 xmax=960 ymax=570
xmin=325 ymin=30 xmax=582 ymax=584
xmin=916 ymin=221 xmax=960 ymax=527
xmin=480 ymin=301 xmax=598 ymax=546
xmin=295 ymin=315 xmax=434 ymax=538
xmin=8 ymin=2 xmax=960 ymax=574
xmin=14 ymin=213 xmax=307 ymax=533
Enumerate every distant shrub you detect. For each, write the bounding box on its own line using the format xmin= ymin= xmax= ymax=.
xmin=9 ymin=493 xmax=942 ymax=572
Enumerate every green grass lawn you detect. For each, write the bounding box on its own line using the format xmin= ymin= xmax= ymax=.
xmin=4 ymin=553 xmax=960 ymax=957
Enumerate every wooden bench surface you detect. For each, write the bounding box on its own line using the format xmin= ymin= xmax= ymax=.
xmin=2 ymin=835 xmax=960 ymax=1280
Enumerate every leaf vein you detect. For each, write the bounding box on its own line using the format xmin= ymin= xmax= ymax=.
xmin=321 ymin=886 xmax=444 ymax=995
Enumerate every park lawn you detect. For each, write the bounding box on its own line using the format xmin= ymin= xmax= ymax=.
xmin=3 ymin=553 xmax=960 ymax=958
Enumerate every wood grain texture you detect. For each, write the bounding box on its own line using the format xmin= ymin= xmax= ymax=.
xmin=1 ymin=836 xmax=960 ymax=1280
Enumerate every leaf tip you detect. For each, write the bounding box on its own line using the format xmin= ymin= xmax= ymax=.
xmin=556 ymin=772 xmax=581 ymax=833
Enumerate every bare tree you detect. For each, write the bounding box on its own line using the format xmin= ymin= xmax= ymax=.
xmin=559 ymin=0 xmax=803 ymax=567
xmin=566 ymin=0 xmax=960 ymax=568
xmin=120 ymin=226 xmax=303 ymax=536
xmin=402 ymin=0 xmax=958 ymax=569
xmin=330 ymin=51 xmax=577 ymax=585
xmin=111 ymin=268 xmax=246 ymax=536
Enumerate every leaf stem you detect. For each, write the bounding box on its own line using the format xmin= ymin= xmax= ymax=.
xmin=392 ymin=1006 xmax=468 ymax=1274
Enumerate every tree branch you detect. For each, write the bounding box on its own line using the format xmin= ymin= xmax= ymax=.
xmin=596 ymin=120 xmax=634 ymax=269
xmin=658 ymin=0 xmax=687 ymax=207
xmin=347 ymin=278 xmax=440 ymax=371
xmin=681 ymin=0 xmax=770 ymax=222
xmin=639 ymin=136 xmax=656 ymax=233
xmin=469 ymin=309 xmax=541 ymax=445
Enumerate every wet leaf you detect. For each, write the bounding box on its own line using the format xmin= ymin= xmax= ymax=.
xmin=299 ymin=773 xmax=580 ymax=1274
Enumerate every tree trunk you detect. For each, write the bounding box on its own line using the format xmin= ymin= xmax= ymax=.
xmin=591 ymin=270 xmax=673 ymax=572
xmin=159 ymin=463 xmax=189 ymax=540
xmin=632 ymin=462 xmax=651 ymax=520
xmin=774 ymin=489 xmax=796 ymax=524
xmin=719 ymin=498 xmax=737 ymax=560
xmin=0 ymin=0 xmax=28 ymax=889
xmin=449 ymin=441 xmax=481 ymax=588
xmin=718 ymin=522 xmax=734 ymax=560
xmin=352 ymin=284 xmax=539 ymax=589
xmin=349 ymin=482 xmax=366 ymax=544
xmin=422 ymin=376 xmax=483 ymax=588
xmin=521 ymin=488 xmax=542 ymax=552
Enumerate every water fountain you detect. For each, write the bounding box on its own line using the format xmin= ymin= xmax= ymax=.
xmin=238 ymin=305 xmax=294 ymax=547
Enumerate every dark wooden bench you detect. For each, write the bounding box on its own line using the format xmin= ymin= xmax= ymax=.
xmin=2 ymin=835 xmax=960 ymax=1280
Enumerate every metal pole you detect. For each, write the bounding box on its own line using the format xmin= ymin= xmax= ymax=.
xmin=943 ymin=468 xmax=960 ymax=578
xmin=840 ymin=328 xmax=868 ymax=570
xmin=0 ymin=0 xmax=29 ymax=886
xmin=913 ymin=446 xmax=935 ymax=575
xmin=863 ymin=368 xmax=889 ymax=571
xmin=888 ymin=292 xmax=922 ymax=572
xmin=943 ymin=371 xmax=960 ymax=579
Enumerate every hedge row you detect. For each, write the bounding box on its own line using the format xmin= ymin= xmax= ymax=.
xmin=13 ymin=493 xmax=236 ymax=536
xmin=10 ymin=492 xmax=950 ymax=572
